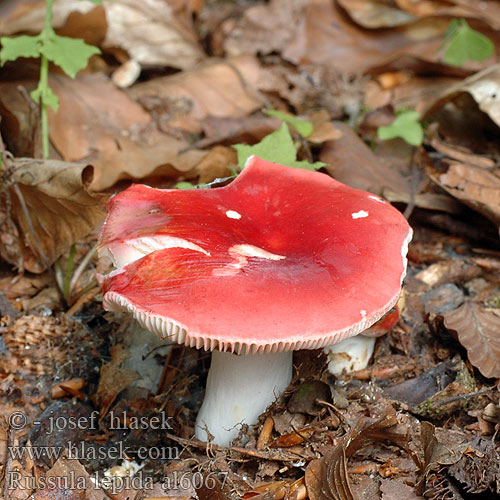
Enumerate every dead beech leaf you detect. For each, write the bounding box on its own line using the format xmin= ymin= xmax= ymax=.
xmin=129 ymin=56 xmax=265 ymax=134
xmin=34 ymin=455 xmax=108 ymax=500
xmin=427 ymin=161 xmax=500 ymax=227
xmin=443 ymin=302 xmax=500 ymax=379
xmin=101 ymin=0 xmax=204 ymax=69
xmin=45 ymin=73 xmax=206 ymax=190
xmin=224 ymin=0 xmax=453 ymax=74
xmin=320 ymin=122 xmax=410 ymax=197
xmin=307 ymin=111 xmax=343 ymax=144
xmin=337 ymin=0 xmax=416 ymax=28
xmin=305 ymin=410 xmax=408 ymax=500
xmin=2 ymin=158 xmax=107 ymax=273
xmin=48 ymin=73 xmax=150 ymax=162
xmin=194 ymin=146 xmax=236 ymax=184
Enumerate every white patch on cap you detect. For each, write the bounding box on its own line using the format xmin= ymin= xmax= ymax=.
xmin=368 ymin=195 xmax=384 ymax=203
xmin=225 ymin=210 xmax=241 ymax=219
xmin=212 ymin=254 xmax=247 ymax=277
xmin=212 ymin=244 xmax=285 ymax=277
xmin=230 ymin=244 xmax=286 ymax=260
xmin=352 ymin=210 xmax=369 ymax=219
xmin=360 ymin=309 xmax=367 ymax=318
xmin=105 ymin=236 xmax=210 ymax=269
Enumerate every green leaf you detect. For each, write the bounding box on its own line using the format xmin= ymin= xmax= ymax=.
xmin=264 ymin=109 xmax=314 ymax=137
xmin=85 ymin=0 xmax=103 ymax=4
xmin=377 ymin=110 xmax=423 ymax=146
xmin=234 ymin=122 xmax=325 ymax=170
xmin=0 ymin=35 xmax=41 ymax=64
xmin=175 ymin=181 xmax=198 ymax=190
xmin=31 ymin=84 xmax=59 ymax=112
xmin=40 ymin=34 xmax=100 ymax=78
xmin=443 ymin=19 xmax=494 ymax=66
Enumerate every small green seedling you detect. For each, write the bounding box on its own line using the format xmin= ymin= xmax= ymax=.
xmin=377 ymin=110 xmax=423 ymax=147
xmin=174 ymin=181 xmax=198 ymax=190
xmin=264 ymin=109 xmax=314 ymax=137
xmin=233 ymin=121 xmax=325 ymax=171
xmin=0 ymin=0 xmax=102 ymax=158
xmin=442 ymin=19 xmax=494 ymax=67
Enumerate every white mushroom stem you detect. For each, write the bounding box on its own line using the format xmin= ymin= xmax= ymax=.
xmin=323 ymin=335 xmax=376 ymax=376
xmin=195 ymin=350 xmax=293 ymax=446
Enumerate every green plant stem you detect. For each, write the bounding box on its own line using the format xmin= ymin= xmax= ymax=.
xmin=39 ymin=55 xmax=49 ymax=159
xmin=40 ymin=0 xmax=55 ymax=159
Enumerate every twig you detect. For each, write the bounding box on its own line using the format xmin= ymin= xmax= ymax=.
xmin=433 ymin=387 xmax=494 ymax=408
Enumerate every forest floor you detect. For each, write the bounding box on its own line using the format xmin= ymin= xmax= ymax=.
xmin=0 ymin=1 xmax=499 ymax=499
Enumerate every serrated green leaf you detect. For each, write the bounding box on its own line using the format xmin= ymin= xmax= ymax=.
xmin=175 ymin=181 xmax=198 ymax=190
xmin=40 ymin=34 xmax=100 ymax=78
xmin=264 ymin=109 xmax=314 ymax=137
xmin=234 ymin=123 xmax=324 ymax=170
xmin=443 ymin=19 xmax=494 ymax=66
xmin=377 ymin=110 xmax=423 ymax=146
xmin=0 ymin=35 xmax=41 ymax=64
xmin=31 ymin=84 xmax=59 ymax=111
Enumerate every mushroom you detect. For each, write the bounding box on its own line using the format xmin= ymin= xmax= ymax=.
xmin=98 ymin=156 xmax=412 ymax=446
xmin=324 ymin=306 xmax=400 ymax=376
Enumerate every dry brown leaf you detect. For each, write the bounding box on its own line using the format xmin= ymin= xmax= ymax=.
xmin=45 ymin=73 xmax=206 ymax=190
xmin=337 ymin=0 xmax=416 ymax=28
xmin=223 ymin=0 xmax=309 ymax=61
xmin=129 ymin=56 xmax=265 ymax=134
xmin=33 ymin=455 xmax=109 ymax=500
xmin=0 ymin=272 xmax=51 ymax=300
xmin=305 ymin=410 xmax=409 ymax=500
xmin=223 ymin=0 xmax=457 ymax=74
xmin=48 ymin=73 xmax=150 ymax=162
xmin=425 ymin=65 xmax=500 ymax=131
xmin=320 ymin=122 xmax=410 ymax=197
xmin=101 ymin=0 xmax=204 ymax=69
xmin=194 ymin=146 xmax=236 ymax=184
xmin=427 ymin=161 xmax=500 ymax=227
xmin=2 ymin=157 xmax=107 ymax=273
xmin=85 ymin=133 xmax=206 ymax=191
xmin=307 ymin=111 xmax=343 ymax=144
xmin=443 ymin=302 xmax=500 ymax=379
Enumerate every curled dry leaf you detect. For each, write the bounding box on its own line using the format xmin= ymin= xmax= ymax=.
xmin=305 ymin=410 xmax=409 ymax=500
xmin=46 ymin=73 xmax=206 ymax=191
xmin=443 ymin=302 xmax=500 ymax=378
xmin=430 ymin=162 xmax=500 ymax=227
xmin=101 ymin=0 xmax=204 ymax=69
xmin=1 ymin=158 xmax=107 ymax=273
xmin=223 ymin=0 xmax=454 ymax=74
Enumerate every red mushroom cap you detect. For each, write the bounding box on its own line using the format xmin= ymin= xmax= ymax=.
xmin=99 ymin=157 xmax=412 ymax=354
